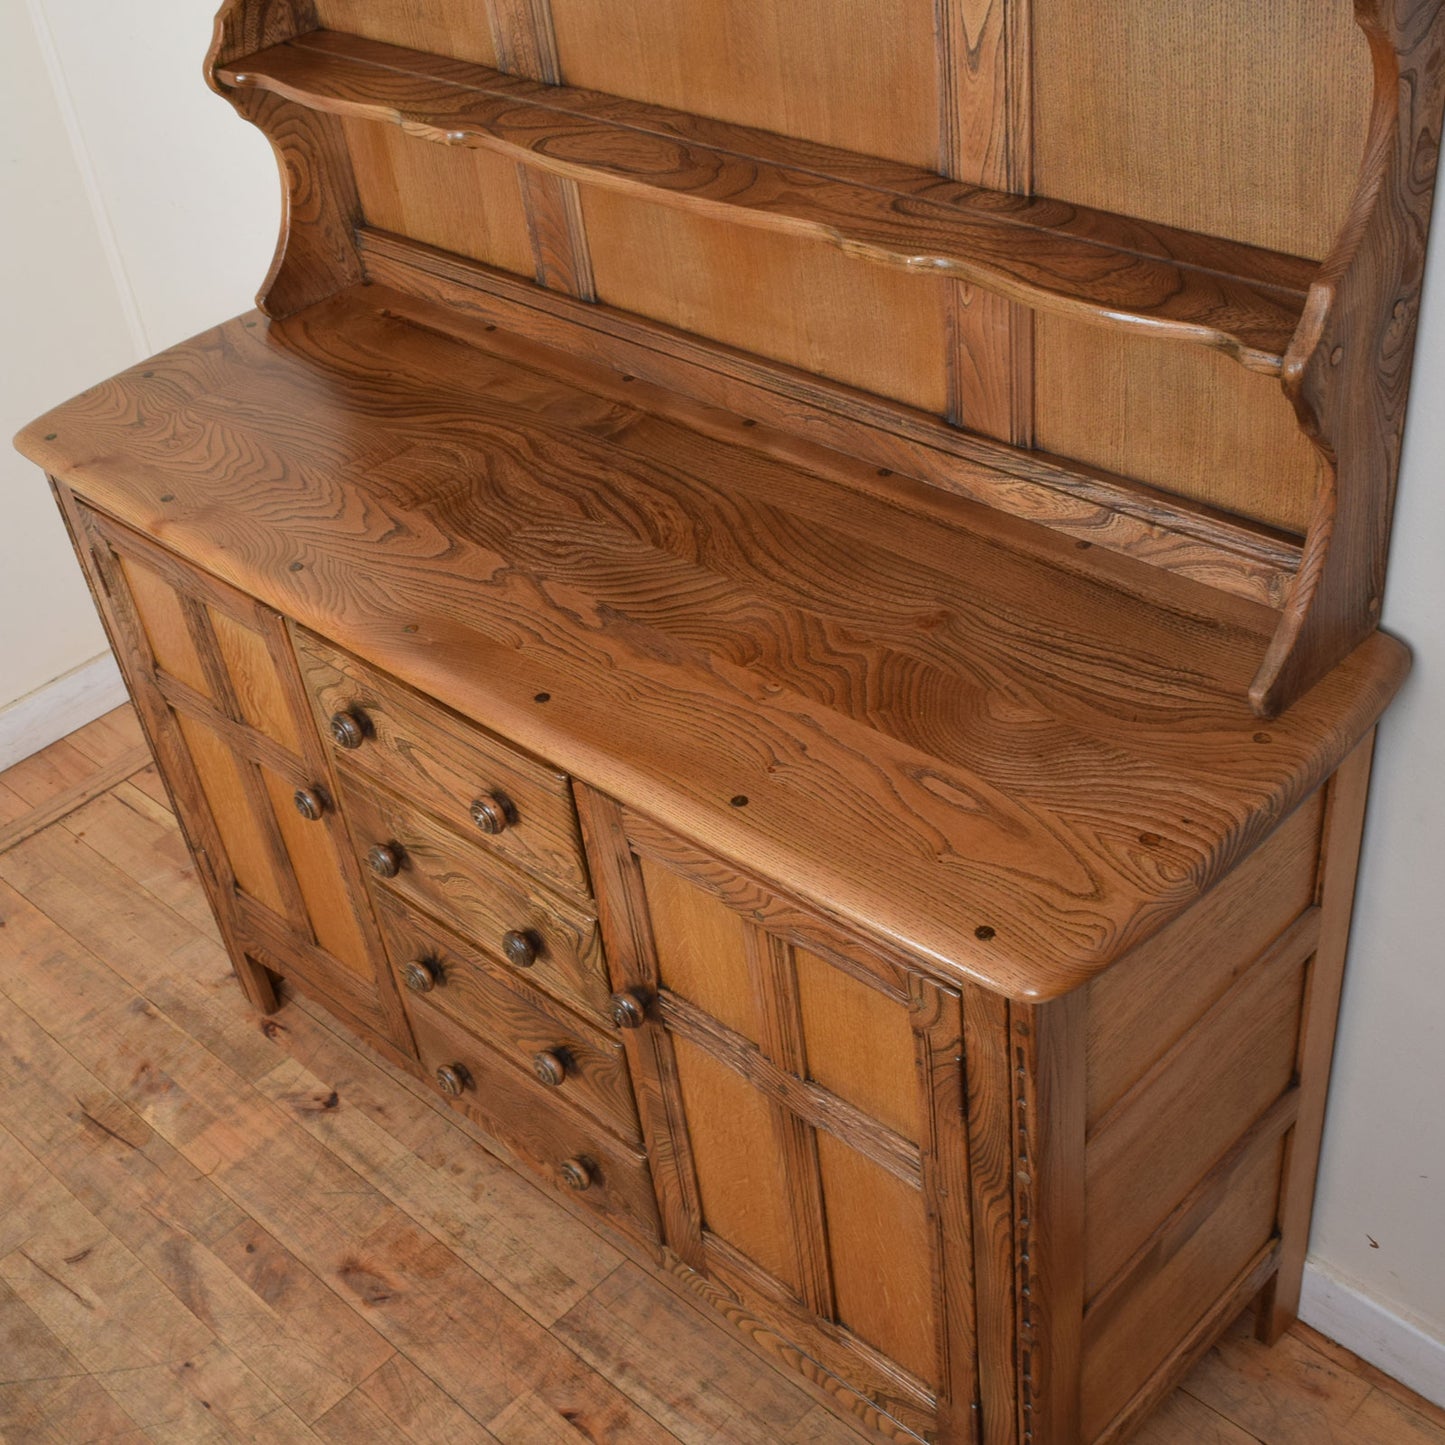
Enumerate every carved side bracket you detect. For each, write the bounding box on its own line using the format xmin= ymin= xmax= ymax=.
xmin=208 ymin=0 xmax=362 ymax=316
xmin=1254 ymin=0 xmax=1445 ymax=716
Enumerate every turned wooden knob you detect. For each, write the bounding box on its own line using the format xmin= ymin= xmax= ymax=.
xmin=403 ymin=959 xmax=437 ymax=993
xmin=435 ymin=1062 xmax=469 ymax=1097
xmin=559 ymin=1156 xmax=594 ymax=1191
xmin=292 ymin=786 xmax=326 ymax=821
xmin=532 ymin=1050 xmax=568 ymax=1087
xmin=329 ymin=709 xmax=368 ymax=749
xmin=501 ymin=929 xmax=538 ymax=968
xmin=469 ymin=793 xmax=511 ymax=835
xmin=367 ymin=843 xmax=403 ymax=878
xmin=609 ymin=989 xmax=649 ymax=1030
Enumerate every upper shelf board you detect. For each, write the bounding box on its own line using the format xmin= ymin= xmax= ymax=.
xmin=219 ymin=30 xmax=1318 ymax=375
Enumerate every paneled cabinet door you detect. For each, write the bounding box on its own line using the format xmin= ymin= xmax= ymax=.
xmin=68 ymin=500 xmax=412 ymax=1052
xmin=580 ymin=794 xmax=982 ymax=1444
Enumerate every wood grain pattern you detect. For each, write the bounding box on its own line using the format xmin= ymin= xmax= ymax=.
xmin=371 ymin=891 xmax=641 ymax=1143
xmin=217 ymin=31 xmax=1319 ymax=372
xmin=936 ymin=0 xmax=1034 ymax=444
xmin=294 ymin=626 xmax=590 ymax=897
xmin=486 ymin=0 xmax=596 ymax=300
xmin=360 ymin=231 xmax=1303 ymax=608
xmin=340 ymin=116 xmax=534 ymax=275
xmin=1084 ymin=795 xmax=1323 ymax=1128
xmin=549 ymin=0 xmax=942 ymax=169
xmin=405 ymin=1003 xmax=661 ymax=1243
xmin=337 ymin=768 xmax=609 ymax=1014
xmin=1034 ymin=1 xmax=1369 ymax=262
xmin=17 ymin=292 xmax=1410 ymax=1001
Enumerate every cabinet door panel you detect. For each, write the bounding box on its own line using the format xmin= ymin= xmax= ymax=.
xmin=817 ymin=1130 xmax=936 ymax=1383
xmin=71 ymin=503 xmax=411 ymax=1052
xmin=581 ymin=792 xmax=977 ymax=1442
xmin=671 ymin=1035 xmax=801 ymax=1294
xmin=794 ymin=946 xmax=920 ymax=1144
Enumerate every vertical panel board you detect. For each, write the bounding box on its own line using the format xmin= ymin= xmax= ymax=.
xmin=1034 ymin=0 xmax=1369 ymax=260
xmin=794 ymin=947 xmax=920 ymax=1144
xmin=639 ymin=855 xmax=764 ymax=1046
xmin=174 ymin=714 xmax=288 ymax=917
xmin=582 ymin=188 xmax=951 ymax=415
xmin=116 ymin=557 xmax=211 ymax=697
xmin=671 ymin=1036 xmax=800 ymax=1295
xmin=550 ymin=0 xmax=941 ymax=168
xmin=816 ymin=1130 xmax=938 ymax=1388
xmin=1033 ymin=319 xmax=1328 ymax=534
xmin=342 ymin=119 xmax=536 ymax=276
xmin=312 ymin=0 xmax=499 ymax=66
xmin=1031 ymin=0 xmax=1369 ymax=534
xmin=208 ymin=607 xmax=301 ymax=753
xmin=258 ymin=765 xmax=372 ymax=978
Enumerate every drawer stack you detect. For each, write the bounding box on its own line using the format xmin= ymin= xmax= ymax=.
xmin=293 ymin=628 xmax=659 ymax=1242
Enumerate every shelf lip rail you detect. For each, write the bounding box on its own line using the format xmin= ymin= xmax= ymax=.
xmin=217 ymin=27 xmax=1317 ymax=376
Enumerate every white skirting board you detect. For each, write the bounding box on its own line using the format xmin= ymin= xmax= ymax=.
xmin=0 ymin=652 xmax=128 ymax=772
xmin=1301 ymin=1259 xmax=1445 ymax=1407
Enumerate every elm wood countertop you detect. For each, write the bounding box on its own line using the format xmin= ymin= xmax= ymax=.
xmin=16 ymin=285 xmax=1408 ymax=1001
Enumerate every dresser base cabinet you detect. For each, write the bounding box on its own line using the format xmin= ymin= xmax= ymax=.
xmin=48 ymin=477 xmax=1374 ymax=1443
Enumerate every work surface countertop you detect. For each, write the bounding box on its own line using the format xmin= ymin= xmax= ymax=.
xmin=16 ymin=284 xmax=1408 ymax=1000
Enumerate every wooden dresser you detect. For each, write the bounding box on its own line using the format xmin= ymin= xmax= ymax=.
xmin=15 ymin=3 xmax=1444 ymax=1441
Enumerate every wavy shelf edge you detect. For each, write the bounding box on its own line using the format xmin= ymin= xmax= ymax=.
xmin=215 ymin=29 xmax=1314 ymax=376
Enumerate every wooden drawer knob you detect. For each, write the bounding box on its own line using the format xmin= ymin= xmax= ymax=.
xmin=532 ymin=1050 xmax=568 ymax=1087
xmin=559 ymin=1156 xmax=594 ymax=1191
xmin=367 ymin=843 xmax=403 ymax=878
xmin=403 ymin=959 xmax=438 ymax=993
xmin=469 ymin=793 xmax=512 ymax=835
xmin=329 ymin=709 xmax=368 ymax=749
xmin=292 ymin=786 xmax=327 ymax=822
xmin=608 ymin=990 xmax=649 ymax=1030
xmin=501 ymin=929 xmax=539 ymax=968
xmin=435 ymin=1062 xmax=470 ymax=1097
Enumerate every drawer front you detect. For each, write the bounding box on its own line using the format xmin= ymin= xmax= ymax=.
xmin=409 ymin=1004 xmax=660 ymax=1243
xmin=376 ymin=892 xmax=641 ymax=1144
xmin=340 ymin=771 xmax=613 ymax=1020
xmin=294 ymin=628 xmax=589 ymax=897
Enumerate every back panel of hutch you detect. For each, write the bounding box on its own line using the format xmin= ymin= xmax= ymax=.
xmin=16 ymin=1 xmax=1444 ymax=1441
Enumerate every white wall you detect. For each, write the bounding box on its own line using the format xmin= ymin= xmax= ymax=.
xmin=0 ymin=0 xmax=276 ymax=762
xmin=3 ymin=0 xmax=1443 ymax=1400
xmin=1302 ymin=177 xmax=1445 ymax=1399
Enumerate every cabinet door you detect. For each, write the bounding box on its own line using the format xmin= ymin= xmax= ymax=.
xmin=70 ymin=502 xmax=411 ymax=1052
xmin=581 ymin=796 xmax=979 ymax=1443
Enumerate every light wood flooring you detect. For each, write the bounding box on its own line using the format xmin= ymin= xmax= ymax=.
xmin=1 ymin=705 xmax=1443 ymax=1444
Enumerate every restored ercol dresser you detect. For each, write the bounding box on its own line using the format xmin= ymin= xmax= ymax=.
xmin=16 ymin=2 xmax=1445 ymax=1441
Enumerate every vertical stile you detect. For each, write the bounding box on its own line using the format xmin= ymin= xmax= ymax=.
xmin=912 ymin=975 xmax=983 ymax=1443
xmin=572 ymin=785 xmax=707 ymax=1270
xmin=936 ymin=0 xmax=1034 ymax=446
xmin=488 ymin=0 xmax=598 ymax=300
xmin=1011 ymin=994 xmax=1086 ymax=1445
xmin=963 ymin=986 xmax=1022 ymax=1445
xmin=749 ymin=930 xmax=839 ymax=1322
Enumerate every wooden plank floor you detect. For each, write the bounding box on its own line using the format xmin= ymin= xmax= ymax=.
xmin=2 ymin=705 xmax=1443 ymax=1445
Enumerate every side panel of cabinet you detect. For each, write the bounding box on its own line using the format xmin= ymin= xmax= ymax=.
xmin=578 ymin=788 xmax=982 ymax=1444
xmin=59 ymin=492 xmax=413 ymax=1055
